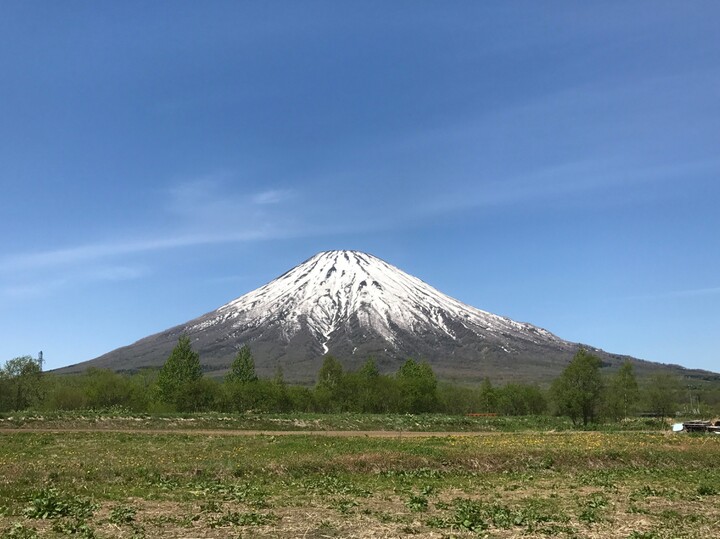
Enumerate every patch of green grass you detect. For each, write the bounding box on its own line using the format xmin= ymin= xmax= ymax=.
xmin=1 ymin=426 xmax=719 ymax=538
xmin=23 ymin=488 xmax=96 ymax=520
xmin=0 ymin=524 xmax=39 ymax=539
xmin=406 ymin=494 xmax=429 ymax=512
xmin=108 ymin=504 xmax=137 ymax=524
xmin=578 ymin=492 xmax=608 ymax=524
xmin=208 ymin=511 xmax=278 ymax=527
xmin=696 ymin=483 xmax=717 ymax=496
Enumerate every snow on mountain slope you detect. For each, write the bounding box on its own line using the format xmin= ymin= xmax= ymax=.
xmin=66 ymin=249 xmax=654 ymax=383
xmin=189 ymin=250 xmax=566 ymax=355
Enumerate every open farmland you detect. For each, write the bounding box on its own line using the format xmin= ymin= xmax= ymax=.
xmin=1 ymin=421 xmax=719 ymax=538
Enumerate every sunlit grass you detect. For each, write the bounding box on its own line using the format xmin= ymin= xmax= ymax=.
xmin=1 ymin=420 xmax=718 ymax=537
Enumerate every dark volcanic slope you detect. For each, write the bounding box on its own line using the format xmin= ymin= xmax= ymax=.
xmin=62 ymin=250 xmax=718 ymax=385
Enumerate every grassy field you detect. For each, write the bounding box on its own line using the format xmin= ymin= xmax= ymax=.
xmin=1 ymin=418 xmax=719 ymax=538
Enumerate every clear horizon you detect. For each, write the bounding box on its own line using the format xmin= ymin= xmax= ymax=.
xmin=1 ymin=2 xmax=718 ymax=373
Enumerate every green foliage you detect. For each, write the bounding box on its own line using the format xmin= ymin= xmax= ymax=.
xmin=173 ymin=377 xmax=219 ymax=412
xmin=315 ymin=355 xmax=346 ymax=412
xmin=643 ymin=373 xmax=681 ymax=417
xmin=208 ymin=511 xmax=278 ymax=527
xmin=551 ymin=348 xmax=603 ymax=426
xmin=6 ymin=339 xmax=715 ymax=420
xmin=316 ymin=355 xmax=344 ymax=390
xmin=155 ymin=335 xmax=203 ymax=409
xmin=221 ymin=378 xmax=297 ymax=413
xmin=51 ymin=518 xmax=96 ymax=538
xmin=696 ymin=483 xmax=717 ymax=496
xmin=1 ymin=524 xmax=39 ymax=539
xmin=109 ymin=505 xmax=137 ymax=524
xmin=450 ymin=499 xmax=487 ymax=532
xmin=578 ymin=493 xmax=608 ymax=523
xmin=496 ymin=383 xmax=547 ymax=416
xmin=226 ymin=344 xmax=257 ymax=383
xmin=479 ymin=377 xmax=497 ymax=412
xmin=605 ymin=362 xmax=640 ymax=420
xmin=23 ymin=488 xmax=96 ymax=520
xmin=396 ymin=359 xmax=438 ymax=413
xmin=0 ymin=356 xmax=43 ymax=412
xmin=406 ymin=494 xmax=429 ymax=512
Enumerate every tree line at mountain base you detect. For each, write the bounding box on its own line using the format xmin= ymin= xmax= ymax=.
xmin=2 ymin=338 xmax=719 ymax=423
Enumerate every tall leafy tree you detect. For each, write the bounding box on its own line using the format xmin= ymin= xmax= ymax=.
xmin=551 ymin=348 xmax=603 ymax=426
xmin=644 ymin=373 xmax=681 ymax=418
xmin=352 ymin=357 xmax=383 ymax=413
xmin=478 ymin=377 xmax=497 ymax=413
xmin=226 ymin=344 xmax=258 ymax=383
xmin=396 ymin=358 xmax=438 ymax=413
xmin=316 ymin=355 xmax=344 ymax=391
xmin=497 ymin=383 xmax=547 ymax=416
xmin=358 ymin=357 xmax=380 ymax=379
xmin=0 ymin=356 xmax=43 ymax=411
xmin=156 ymin=335 xmax=203 ymax=406
xmin=315 ymin=355 xmax=345 ymax=412
xmin=605 ymin=361 xmax=639 ymax=421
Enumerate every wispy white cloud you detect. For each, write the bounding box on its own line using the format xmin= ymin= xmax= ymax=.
xmin=0 ymin=177 xmax=298 ymax=274
xmin=251 ymin=189 xmax=293 ymax=205
xmin=620 ymin=286 xmax=720 ymax=301
xmin=416 ymin=158 xmax=720 ymax=216
xmin=2 ymin=265 xmax=148 ymax=299
xmin=0 ymin=231 xmax=275 ymax=273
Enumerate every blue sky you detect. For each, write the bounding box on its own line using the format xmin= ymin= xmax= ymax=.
xmin=1 ymin=2 xmax=719 ymax=373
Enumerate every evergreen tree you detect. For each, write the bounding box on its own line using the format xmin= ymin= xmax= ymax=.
xmin=551 ymin=348 xmax=603 ymax=426
xmin=226 ymin=344 xmax=258 ymax=383
xmin=156 ymin=335 xmax=203 ymax=407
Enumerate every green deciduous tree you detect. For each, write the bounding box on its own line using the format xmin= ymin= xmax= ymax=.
xmin=315 ymin=355 xmax=345 ymax=412
xmin=497 ymin=383 xmax=547 ymax=416
xmin=604 ymin=361 xmax=639 ymax=421
xmin=396 ymin=358 xmax=438 ymax=413
xmin=347 ymin=357 xmax=386 ymax=413
xmin=478 ymin=377 xmax=498 ymax=413
xmin=0 ymin=356 xmax=44 ymax=411
xmin=643 ymin=373 xmax=681 ymax=418
xmin=155 ymin=335 xmax=203 ymax=409
xmin=551 ymin=348 xmax=603 ymax=426
xmin=226 ymin=344 xmax=258 ymax=383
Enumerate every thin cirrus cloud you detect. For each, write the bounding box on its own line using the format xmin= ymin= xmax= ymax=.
xmin=620 ymin=286 xmax=720 ymax=301
xmin=251 ymin=189 xmax=294 ymax=205
xmin=0 ymin=230 xmax=278 ymax=274
xmin=415 ymin=158 xmax=713 ymax=216
xmin=0 ymin=183 xmax=298 ymax=274
xmin=1 ymin=265 xmax=148 ymax=299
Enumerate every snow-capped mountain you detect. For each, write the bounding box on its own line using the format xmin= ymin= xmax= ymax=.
xmin=194 ymin=250 xmax=569 ymax=358
xmin=65 ymin=250 xmax=703 ymax=383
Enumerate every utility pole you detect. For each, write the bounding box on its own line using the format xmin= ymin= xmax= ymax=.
xmin=37 ymin=351 xmax=44 ymax=371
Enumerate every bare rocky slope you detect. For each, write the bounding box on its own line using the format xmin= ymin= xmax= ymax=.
xmin=61 ymin=250 xmax=718 ymax=385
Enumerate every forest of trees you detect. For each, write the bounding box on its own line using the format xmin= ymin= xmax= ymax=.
xmin=1 ymin=340 xmax=718 ymax=422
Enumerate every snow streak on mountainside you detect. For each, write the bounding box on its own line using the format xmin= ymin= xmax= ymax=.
xmin=68 ymin=250 xmax=710 ymax=384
